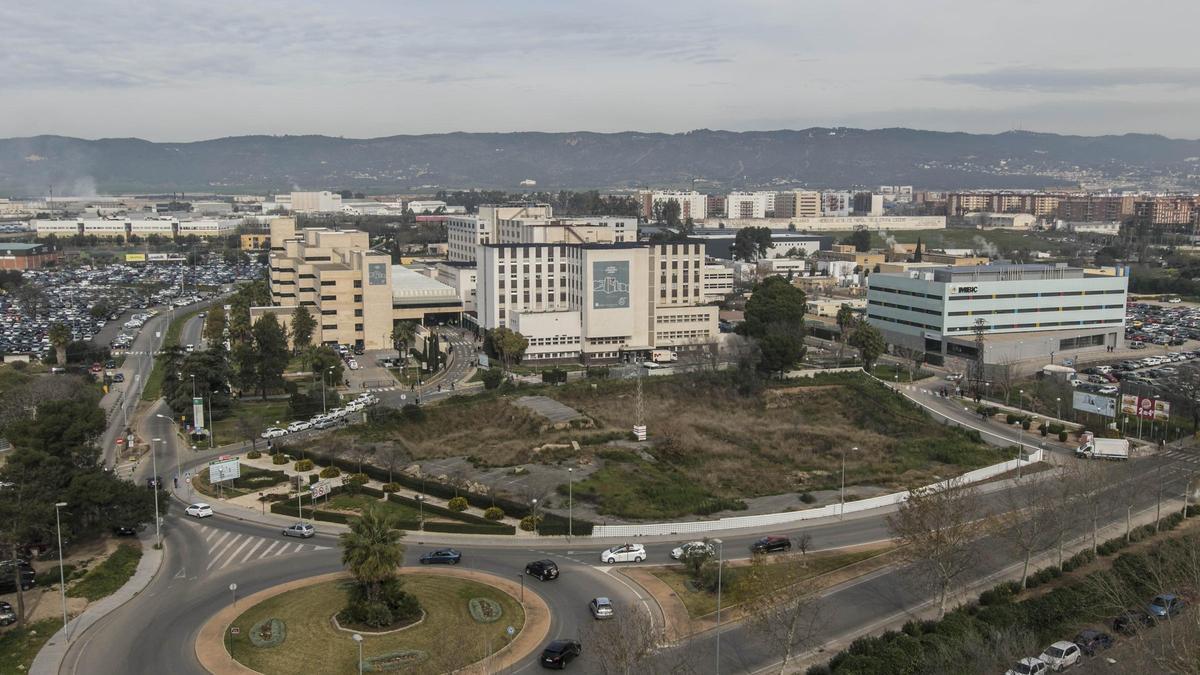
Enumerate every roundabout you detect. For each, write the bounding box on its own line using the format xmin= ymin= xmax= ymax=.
xmin=196 ymin=569 xmax=549 ymax=675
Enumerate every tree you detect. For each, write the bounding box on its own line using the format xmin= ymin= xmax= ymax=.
xmin=481 ymin=368 xmax=504 ymax=390
xmin=1064 ymin=460 xmax=1116 ymax=555
xmin=339 ymin=504 xmax=419 ymax=628
xmin=289 ymin=305 xmax=316 ymax=353
xmin=305 ymin=345 xmax=345 ymax=387
xmin=887 ymin=478 xmax=986 ymax=617
xmin=391 ymin=321 xmax=417 ymax=359
xmin=913 ymin=237 xmax=924 ymax=262
xmin=732 ymin=226 xmax=773 ymax=262
xmin=758 ymin=328 xmax=805 ymax=377
xmin=661 ymin=199 xmax=682 ymax=228
xmin=848 ymin=322 xmax=886 ymax=371
xmin=835 ymin=304 xmax=858 ymax=364
xmin=745 ymin=554 xmax=822 ymax=673
xmin=48 ymin=322 xmax=71 ymax=366
xmin=739 ymin=276 xmax=805 ymax=340
xmin=251 ymin=313 xmax=290 ymax=399
xmin=997 ymin=475 xmax=1055 ymax=588
xmin=202 ymin=306 xmax=227 ymax=344
xmin=486 ymin=327 xmax=528 ymax=371
xmin=844 ymin=227 xmax=872 ymax=252
xmin=580 ymin=603 xmax=666 ymax=675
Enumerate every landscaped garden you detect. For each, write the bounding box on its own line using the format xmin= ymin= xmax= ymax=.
xmin=193 ymin=464 xmax=289 ymax=499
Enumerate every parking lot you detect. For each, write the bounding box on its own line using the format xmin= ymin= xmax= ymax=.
xmin=0 ymin=255 xmax=262 ymax=359
xmin=1125 ymin=300 xmax=1200 ymax=347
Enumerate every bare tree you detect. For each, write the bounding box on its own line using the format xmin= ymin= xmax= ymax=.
xmin=887 ymin=478 xmax=987 ymax=617
xmin=744 ymin=553 xmax=822 ymax=673
xmin=997 ymin=474 xmax=1056 ymax=588
xmin=581 ymin=602 xmax=665 ymax=675
xmin=1063 ymin=460 xmax=1116 ymax=555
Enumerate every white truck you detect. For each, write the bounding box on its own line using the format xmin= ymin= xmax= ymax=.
xmin=1075 ymin=433 xmax=1129 ymax=461
xmin=650 ymin=349 xmax=678 ymax=363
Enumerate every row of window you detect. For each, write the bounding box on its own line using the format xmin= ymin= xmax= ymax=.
xmin=870 ymin=286 xmax=941 ymax=300
xmin=656 ymin=329 xmax=710 ymax=341
xmin=867 ymin=300 xmax=941 ymax=316
xmin=945 ymin=318 xmax=1123 ymax=332
xmin=947 ymin=288 xmax=1124 ymax=301
xmin=321 ymin=323 xmax=366 ymax=331
xmin=947 ymin=304 xmax=1125 ymax=316
xmin=866 ymin=312 xmax=940 ymax=331
xmin=656 ymin=313 xmax=711 ymax=324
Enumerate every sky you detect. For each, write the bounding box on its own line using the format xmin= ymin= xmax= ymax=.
xmin=4 ymin=0 xmax=1200 ymax=141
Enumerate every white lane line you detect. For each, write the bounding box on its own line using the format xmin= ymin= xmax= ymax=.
xmin=240 ymin=539 xmax=265 ymax=564
xmin=203 ymin=527 xmax=218 ymax=542
xmin=221 ymin=537 xmax=253 ymax=569
xmin=207 ymin=531 xmax=232 ymax=555
xmin=293 ymin=544 xmax=305 ymax=552
xmin=275 ymin=542 xmax=292 ymax=556
xmin=207 ymin=534 xmax=242 ymax=570
xmin=258 ymin=541 xmax=279 ymax=559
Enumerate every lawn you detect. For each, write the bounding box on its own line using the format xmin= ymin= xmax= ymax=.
xmin=229 ymin=575 xmax=525 ymax=675
xmin=320 ymin=493 xmax=423 ymax=521
xmin=212 ymin=400 xmax=291 ymax=446
xmin=0 ymin=618 xmax=64 ymax=672
xmin=66 ymin=543 xmax=142 ymax=602
xmin=650 ymin=547 xmax=891 ymax=618
xmin=194 ymin=464 xmax=289 ymax=499
xmin=869 ymin=363 xmax=934 ymax=383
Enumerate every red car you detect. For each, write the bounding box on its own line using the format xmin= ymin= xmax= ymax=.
xmin=89 ymin=362 xmax=102 ymax=373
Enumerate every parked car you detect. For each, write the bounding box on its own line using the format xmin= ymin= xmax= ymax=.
xmin=1004 ymin=657 xmax=1049 ymax=675
xmin=0 ymin=601 xmax=15 ymax=626
xmin=1038 ymin=641 xmax=1081 ymax=670
xmin=261 ymin=427 xmax=288 ymax=439
xmin=750 ymin=536 xmax=792 ymax=554
xmin=600 ymin=544 xmax=646 ymax=564
xmin=525 ymin=559 xmax=559 ymax=581
xmin=185 ymin=503 xmax=214 ymax=518
xmin=1113 ymin=609 xmax=1153 ymax=634
xmin=282 ymin=523 xmax=315 ymax=538
xmin=112 ymin=372 xmax=125 ymax=383
xmin=540 ymin=639 xmax=582 ymax=669
xmin=1072 ymin=629 xmax=1113 ymax=656
xmin=588 ymin=597 xmax=614 ymax=620
xmin=670 ymin=541 xmax=714 ymax=560
xmin=1148 ymin=593 xmax=1185 ymax=619
xmin=0 ymin=562 xmax=35 ymax=593
xmin=286 ymin=421 xmax=311 ymax=433
xmin=420 ymin=549 xmax=462 ymax=565
xmin=113 ymin=524 xmax=140 ymax=536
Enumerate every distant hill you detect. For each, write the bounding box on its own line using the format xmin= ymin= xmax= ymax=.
xmin=2 ymin=128 xmax=1198 ymax=196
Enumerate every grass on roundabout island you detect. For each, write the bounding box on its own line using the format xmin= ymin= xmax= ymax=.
xmin=229 ymin=574 xmax=525 ymax=674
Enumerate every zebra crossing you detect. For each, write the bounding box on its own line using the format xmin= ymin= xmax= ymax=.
xmin=192 ymin=524 xmax=331 ymax=573
xmin=1161 ymin=448 xmax=1200 ymax=465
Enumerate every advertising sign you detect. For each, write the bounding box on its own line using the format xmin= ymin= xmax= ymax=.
xmin=1120 ymin=394 xmax=1139 ymax=416
xmin=125 ymin=253 xmax=147 ymax=262
xmin=1121 ymin=394 xmax=1169 ymax=420
xmin=1154 ymin=400 xmax=1171 ymax=421
xmin=368 ymin=262 xmax=388 ymax=285
xmin=193 ymin=396 xmax=205 ymax=430
xmin=311 ymin=480 xmax=332 ymax=498
xmin=591 ymin=261 xmax=630 ymax=309
xmin=208 ymin=457 xmax=241 ymax=483
xmin=1072 ymin=391 xmax=1116 ymax=417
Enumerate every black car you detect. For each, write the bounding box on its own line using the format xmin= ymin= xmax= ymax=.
xmin=525 ymin=559 xmax=559 ymax=581
xmin=1113 ymin=609 xmax=1153 ymax=635
xmin=113 ymin=525 xmax=140 ymax=536
xmin=540 ymin=639 xmax=581 ymax=669
xmin=0 ymin=562 xmax=35 ymax=593
xmin=419 ymin=549 xmax=462 ymax=565
xmin=751 ymin=536 xmax=792 ymax=554
xmin=1072 ymin=629 xmax=1113 ymax=656
xmin=146 ymin=476 xmax=162 ymax=489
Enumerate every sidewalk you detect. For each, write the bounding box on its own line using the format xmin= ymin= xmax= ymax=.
xmin=30 ymin=530 xmax=165 ymax=675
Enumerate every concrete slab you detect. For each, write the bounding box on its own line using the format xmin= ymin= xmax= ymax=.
xmin=512 ymin=396 xmax=583 ymax=424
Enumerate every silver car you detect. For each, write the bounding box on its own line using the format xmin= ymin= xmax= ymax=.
xmin=589 ymin=597 xmax=614 ymax=620
xmin=282 ymin=523 xmax=315 ymax=538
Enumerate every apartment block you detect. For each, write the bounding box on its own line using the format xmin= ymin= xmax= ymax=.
xmin=774 ymin=191 xmax=821 ymax=218
xmin=638 ymin=191 xmax=708 ymax=221
xmin=447 ymin=203 xmax=553 ymax=262
xmin=33 ymin=218 xmax=237 ymax=239
xmin=725 ymin=192 xmax=773 ymax=219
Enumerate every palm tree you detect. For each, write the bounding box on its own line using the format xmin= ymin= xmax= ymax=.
xmin=391 ymin=321 xmax=416 ymax=361
xmin=47 ymin=322 xmax=71 ymax=366
xmin=340 ymin=504 xmax=406 ymax=604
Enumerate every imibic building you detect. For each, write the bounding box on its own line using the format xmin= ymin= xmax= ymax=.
xmin=866 ymin=263 xmax=1129 ymax=365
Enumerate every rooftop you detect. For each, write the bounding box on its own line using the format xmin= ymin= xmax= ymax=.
xmin=391 ymin=265 xmax=460 ymax=303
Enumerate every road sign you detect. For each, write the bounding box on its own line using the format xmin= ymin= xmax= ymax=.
xmin=209 ymin=457 xmax=241 ymax=483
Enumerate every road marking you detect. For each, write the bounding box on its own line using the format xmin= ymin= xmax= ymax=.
xmin=203 ymin=526 xmax=218 ymax=542
xmin=240 ymin=539 xmax=265 ymax=563
xmin=207 ymin=534 xmax=242 ymax=570
xmin=207 ymin=531 xmax=231 ymax=554
xmin=313 ymin=545 xmax=330 ymax=551
xmin=275 ymin=542 xmax=292 ymax=556
xmin=221 ymin=537 xmax=253 ymax=569
xmin=258 ymin=541 xmax=279 ymax=559
xmin=293 ymin=544 xmax=305 ymax=552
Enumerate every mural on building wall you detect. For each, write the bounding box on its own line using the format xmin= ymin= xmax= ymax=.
xmin=368 ymin=262 xmax=388 ymax=285
xmin=592 ymin=260 xmax=629 ymax=309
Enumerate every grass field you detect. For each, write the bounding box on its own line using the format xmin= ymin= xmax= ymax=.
xmin=651 ymin=547 xmax=892 ymax=618
xmin=211 ymin=400 xmax=290 ymax=446
xmin=0 ymin=618 xmax=64 ymax=673
xmin=65 ymin=543 xmax=142 ymax=602
xmin=142 ymin=307 xmax=204 ymax=401
xmin=229 ymin=575 xmax=524 ymax=675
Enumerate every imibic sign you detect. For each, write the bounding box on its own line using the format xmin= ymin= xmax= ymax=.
xmin=955 ymin=286 xmax=978 ymax=293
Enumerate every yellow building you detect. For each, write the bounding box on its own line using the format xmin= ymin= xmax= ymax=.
xmin=240 ymin=233 xmax=270 ymax=250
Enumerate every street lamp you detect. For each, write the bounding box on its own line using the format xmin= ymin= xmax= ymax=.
xmin=1056 ymin=397 xmax=1062 ymax=420
xmin=713 ymin=537 xmax=725 ymax=675
xmin=416 ymin=495 xmax=424 ymax=531
xmin=54 ymin=502 xmax=68 ymax=636
xmin=531 ymin=498 xmax=539 ymax=536
xmin=228 ymin=583 xmax=238 ymax=661
xmin=150 ymin=437 xmax=162 ymax=546
xmin=567 ymin=468 xmax=574 ymax=539
xmin=840 ymin=448 xmax=856 ymax=519
xmin=352 ymin=633 xmax=364 ymax=675
xmin=322 ymin=367 xmax=333 ymax=414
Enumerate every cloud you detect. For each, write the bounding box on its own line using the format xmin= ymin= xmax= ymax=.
xmin=935 ymin=66 xmax=1200 ymax=92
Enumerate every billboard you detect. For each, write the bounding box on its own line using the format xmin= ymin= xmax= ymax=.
xmin=1121 ymin=394 xmax=1171 ymax=421
xmin=208 ymin=457 xmax=241 ymax=483
xmin=591 ymin=261 xmax=630 ymax=309
xmin=1072 ymin=391 xmax=1116 ymax=417
xmin=193 ymin=396 xmax=205 ymax=430
xmin=125 ymin=253 xmax=147 ymax=262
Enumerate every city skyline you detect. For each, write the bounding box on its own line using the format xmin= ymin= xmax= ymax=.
xmin=4 ymin=0 xmax=1200 ymax=141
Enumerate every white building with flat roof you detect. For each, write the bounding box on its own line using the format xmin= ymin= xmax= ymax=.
xmin=638 ymin=190 xmax=708 ymax=221
xmin=290 ymin=191 xmax=343 ymax=213
xmin=725 ymin=192 xmax=772 ymax=219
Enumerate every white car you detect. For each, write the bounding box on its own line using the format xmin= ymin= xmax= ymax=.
xmin=287 ymin=421 xmax=311 ymax=433
xmin=346 ymin=402 xmax=365 ymax=413
xmin=261 ymin=427 xmax=288 ymax=439
xmin=1037 ymin=641 xmax=1081 ymax=671
xmin=600 ymin=543 xmax=647 ymax=564
xmin=348 ymin=360 xmax=360 ymax=370
xmin=670 ymin=541 xmax=714 ymax=560
xmin=328 ymin=408 xmax=346 ymax=418
xmin=185 ymin=503 xmax=214 ymax=518
xmin=1005 ymin=657 xmax=1048 ymax=675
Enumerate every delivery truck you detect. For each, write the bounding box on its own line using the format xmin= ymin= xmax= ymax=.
xmin=650 ymin=350 xmax=678 ymax=363
xmin=1075 ymin=432 xmax=1129 ymax=460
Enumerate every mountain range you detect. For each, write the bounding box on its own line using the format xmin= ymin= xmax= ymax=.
xmin=2 ymin=128 xmax=1199 ymax=196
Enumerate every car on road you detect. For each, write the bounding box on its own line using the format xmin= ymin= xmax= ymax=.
xmin=1072 ymin=629 xmax=1113 ymax=656
xmin=112 ymin=372 xmax=125 ymax=383
xmin=420 ymin=549 xmax=462 ymax=565
xmin=1037 ymin=641 xmax=1081 ymax=670
xmin=1005 ymin=657 xmax=1048 ymax=675
xmin=540 ymin=639 xmax=582 ymax=669
xmin=600 ymin=543 xmax=646 ymax=564
xmin=185 ymin=503 xmax=214 ymax=518
xmin=286 ymin=421 xmax=311 ymax=433
xmin=282 ymin=523 xmax=315 ymax=538
xmin=1148 ymin=593 xmax=1185 ymax=619
xmin=588 ymin=597 xmax=614 ymax=620
xmin=0 ymin=601 xmax=15 ymax=626
xmin=670 ymin=541 xmax=714 ymax=560
xmin=261 ymin=427 xmax=288 ymax=439
xmin=525 ymin=559 xmax=559 ymax=580
xmin=113 ymin=524 xmax=140 ymax=536
xmin=750 ymin=536 xmax=792 ymax=554
xmin=1113 ymin=609 xmax=1153 ymax=634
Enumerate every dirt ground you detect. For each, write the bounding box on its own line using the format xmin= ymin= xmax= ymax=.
xmin=0 ymin=536 xmax=133 ymax=626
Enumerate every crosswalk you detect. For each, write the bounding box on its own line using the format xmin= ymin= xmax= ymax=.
xmin=191 ymin=523 xmax=330 ymax=573
xmin=1161 ymin=448 xmax=1200 ymax=465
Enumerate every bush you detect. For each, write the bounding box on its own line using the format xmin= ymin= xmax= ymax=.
xmin=382 ymin=482 xmax=401 ymax=493
xmin=1040 ymin=425 xmax=1048 ymax=437
xmin=320 ymin=466 xmax=341 ymax=478
xmin=519 ymin=515 xmax=541 ymax=532
xmin=1021 ymin=418 xmax=1032 ymax=431
xmin=1006 ymin=413 xmax=1018 ymax=424
xmin=309 ymin=474 xmax=319 ymax=485
xmin=294 ymin=459 xmax=314 ymax=472
xmin=347 ymin=473 xmax=369 ymax=488
xmin=423 ymin=521 xmax=516 ymax=535
xmin=481 ymin=368 xmax=504 ymax=390
xmin=447 ymin=496 xmax=468 ymax=512
xmin=271 ymin=454 xmax=288 ymax=465
xmin=246 ymin=450 xmax=262 ymax=459
xmin=798 ymin=492 xmax=817 ymax=504
xmin=1059 ymin=430 xmax=1069 ymax=442
xmin=483 ymin=506 xmax=505 ymax=521
xmin=586 ymin=367 xmax=609 ymax=379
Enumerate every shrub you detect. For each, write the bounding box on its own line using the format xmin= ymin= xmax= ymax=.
xmin=481 ymin=368 xmax=504 ymax=390
xmin=308 ymin=474 xmax=319 ymax=485
xmin=246 ymin=450 xmax=262 ymax=459
xmin=320 ymin=466 xmax=341 ymax=478
xmin=294 ymin=459 xmax=314 ymax=472
xmin=1059 ymin=430 xmax=1069 ymax=442
xmin=347 ymin=473 xmax=369 ymax=487
xmin=1006 ymin=413 xmax=1018 ymax=424
xmin=1021 ymin=418 xmax=1032 ymax=431
xmin=1040 ymin=425 xmax=1048 ymax=437
xmin=447 ymin=496 xmax=468 ymax=512
xmin=382 ymin=482 xmax=401 ymax=493
xmin=271 ymin=454 xmax=288 ymax=465
xmin=519 ymin=515 xmax=541 ymax=532
xmin=483 ymin=506 xmax=505 ymax=521
xmin=798 ymin=492 xmax=817 ymax=504
xmin=586 ymin=367 xmax=609 ymax=379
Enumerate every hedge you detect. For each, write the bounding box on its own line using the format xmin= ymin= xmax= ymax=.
xmin=387 ymin=493 xmax=512 ymax=533
xmin=269 ymin=500 xmax=421 ymax=529
xmin=424 ymin=521 xmax=516 ymax=535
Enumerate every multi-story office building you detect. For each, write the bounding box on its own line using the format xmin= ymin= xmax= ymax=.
xmin=703 ymin=263 xmax=734 ymax=302
xmin=821 ymin=191 xmax=854 ymax=217
xmin=290 ymin=191 xmax=344 ymax=213
xmin=852 ymin=193 xmax=884 ymax=216
xmin=866 ymin=263 xmax=1129 ymax=365
xmin=725 ymin=192 xmax=772 ymax=219
xmin=476 ymin=241 xmax=718 ymax=361
xmin=774 ymin=191 xmax=822 ymax=218
xmin=447 ymin=203 xmax=553 ymax=262
xmin=637 ymin=191 xmax=708 ymax=221
xmin=33 ymin=218 xmax=237 ymax=239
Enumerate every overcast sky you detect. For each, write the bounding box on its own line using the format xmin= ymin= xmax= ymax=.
xmin=5 ymin=0 xmax=1200 ymax=141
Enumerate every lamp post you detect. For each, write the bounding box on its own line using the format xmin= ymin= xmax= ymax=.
xmin=416 ymin=495 xmax=424 ymax=531
xmin=840 ymin=448 xmax=855 ymax=519
xmin=1056 ymin=397 xmax=1062 ymax=420
xmin=228 ymin=583 xmax=238 ymax=661
xmin=54 ymin=502 xmax=68 ymax=636
xmin=156 ymin=413 xmax=181 ymax=484
xmin=352 ymin=633 xmax=364 ymax=675
xmin=531 ymin=498 xmax=539 ymax=537
xmin=150 ymin=437 xmax=162 ymax=547
xmin=713 ymin=537 xmax=724 ymax=674
xmin=567 ymin=468 xmax=574 ymax=539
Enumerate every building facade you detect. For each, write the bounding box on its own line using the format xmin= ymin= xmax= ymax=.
xmin=774 ymin=191 xmax=821 ymax=219
xmin=638 ymin=191 xmax=708 ymax=221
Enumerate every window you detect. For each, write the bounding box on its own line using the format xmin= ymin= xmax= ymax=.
xmin=354 ymin=323 xmax=364 ymax=331
xmin=320 ymin=295 xmax=336 ymax=301
xmin=353 ymin=295 xmax=362 ymax=302
xmin=354 ymin=309 xmax=363 ymax=317
xmin=320 ymin=280 xmax=336 ymax=286
xmin=353 ymin=280 xmax=362 ymax=288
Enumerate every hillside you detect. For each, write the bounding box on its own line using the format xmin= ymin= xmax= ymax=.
xmin=2 ymin=128 xmax=1199 ymax=195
